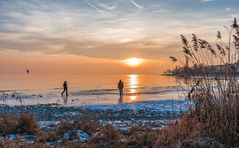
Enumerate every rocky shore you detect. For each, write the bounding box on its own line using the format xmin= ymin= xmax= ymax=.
xmin=0 ymin=100 xmax=189 ymax=130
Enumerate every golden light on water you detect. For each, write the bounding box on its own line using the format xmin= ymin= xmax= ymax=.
xmin=124 ymin=58 xmax=144 ymax=67
xmin=130 ymin=89 xmax=136 ymax=93
xmin=129 ymin=96 xmax=137 ymax=101
xmin=129 ymin=74 xmax=138 ymax=89
xmin=127 ymin=74 xmax=141 ymax=102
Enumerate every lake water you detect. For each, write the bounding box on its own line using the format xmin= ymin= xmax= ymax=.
xmin=0 ymin=74 xmax=186 ymax=106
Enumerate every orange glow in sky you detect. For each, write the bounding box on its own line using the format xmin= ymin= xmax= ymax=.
xmin=0 ymin=0 xmax=237 ymax=75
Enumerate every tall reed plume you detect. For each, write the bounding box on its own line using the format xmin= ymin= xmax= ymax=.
xmin=170 ymin=18 xmax=239 ymax=146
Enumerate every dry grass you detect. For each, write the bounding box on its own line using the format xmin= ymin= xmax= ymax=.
xmin=0 ymin=113 xmax=17 ymax=136
xmin=57 ymin=115 xmax=99 ymax=135
xmin=90 ymin=125 xmax=122 ymax=144
xmin=0 ymin=113 xmax=39 ymax=136
xmin=168 ymin=17 xmax=239 ymax=147
xmin=0 ymin=140 xmax=51 ymax=148
xmin=0 ymin=115 xmax=185 ymax=148
xmin=126 ymin=126 xmax=158 ymax=147
xmin=16 ymin=113 xmax=39 ymax=135
xmin=154 ymin=114 xmax=203 ymax=147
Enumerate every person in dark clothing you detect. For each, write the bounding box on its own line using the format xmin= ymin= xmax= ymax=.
xmin=61 ymin=81 xmax=68 ymax=96
xmin=118 ymin=80 xmax=124 ymax=99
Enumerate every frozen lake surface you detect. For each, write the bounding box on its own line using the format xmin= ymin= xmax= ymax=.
xmin=0 ymin=74 xmax=186 ymax=106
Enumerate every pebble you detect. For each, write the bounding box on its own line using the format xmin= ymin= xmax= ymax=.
xmin=0 ymin=104 xmax=183 ymax=130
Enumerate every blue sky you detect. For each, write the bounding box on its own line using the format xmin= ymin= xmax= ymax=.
xmin=0 ymin=0 xmax=239 ymax=74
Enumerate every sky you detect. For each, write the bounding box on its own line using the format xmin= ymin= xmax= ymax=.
xmin=0 ymin=0 xmax=239 ymax=74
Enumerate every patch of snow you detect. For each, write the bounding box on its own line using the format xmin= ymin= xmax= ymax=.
xmin=63 ymin=131 xmax=71 ymax=139
xmin=38 ymin=121 xmax=60 ymax=128
xmin=47 ymin=139 xmax=63 ymax=145
xmin=8 ymin=133 xmax=16 ymax=140
xmin=76 ymin=130 xmax=89 ymax=142
xmin=0 ymin=136 xmax=4 ymax=140
xmin=62 ymin=130 xmax=89 ymax=143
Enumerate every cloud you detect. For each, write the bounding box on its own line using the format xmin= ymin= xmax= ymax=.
xmin=0 ymin=0 xmax=239 ymax=61
xmin=130 ymin=0 xmax=144 ymax=9
xmin=83 ymin=0 xmax=105 ymax=13
xmin=226 ymin=7 xmax=231 ymax=12
xmin=0 ymin=32 xmax=181 ymax=59
xmin=99 ymin=2 xmax=118 ymax=11
xmin=200 ymin=0 xmax=214 ymax=2
xmin=96 ymin=18 xmax=129 ymax=24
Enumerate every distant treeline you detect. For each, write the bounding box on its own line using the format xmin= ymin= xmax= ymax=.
xmin=163 ymin=62 xmax=239 ymax=76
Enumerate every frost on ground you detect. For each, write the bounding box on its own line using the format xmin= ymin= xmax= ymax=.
xmin=0 ymin=99 xmax=192 ymax=145
xmin=0 ymin=99 xmax=191 ymax=131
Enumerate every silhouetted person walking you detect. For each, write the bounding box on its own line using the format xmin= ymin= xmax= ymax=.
xmin=118 ymin=80 xmax=124 ymax=99
xmin=61 ymin=81 xmax=68 ymax=97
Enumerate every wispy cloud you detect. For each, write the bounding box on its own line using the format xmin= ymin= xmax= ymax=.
xmin=99 ymin=2 xmax=118 ymax=11
xmin=0 ymin=0 xmax=239 ymax=61
xmin=96 ymin=18 xmax=129 ymax=24
xmin=130 ymin=0 xmax=144 ymax=9
xmin=226 ymin=7 xmax=231 ymax=12
xmin=200 ymin=0 xmax=214 ymax=2
xmin=83 ymin=0 xmax=104 ymax=13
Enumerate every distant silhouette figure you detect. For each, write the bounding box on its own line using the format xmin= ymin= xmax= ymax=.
xmin=61 ymin=81 xmax=68 ymax=97
xmin=26 ymin=69 xmax=30 ymax=74
xmin=118 ymin=80 xmax=124 ymax=100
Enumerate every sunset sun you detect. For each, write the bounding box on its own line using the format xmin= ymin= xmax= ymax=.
xmin=124 ymin=58 xmax=144 ymax=67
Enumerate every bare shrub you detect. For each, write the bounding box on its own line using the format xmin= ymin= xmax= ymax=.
xmin=57 ymin=115 xmax=99 ymax=136
xmin=90 ymin=125 xmax=121 ymax=144
xmin=126 ymin=126 xmax=158 ymax=147
xmin=0 ymin=113 xmax=17 ymax=135
xmin=0 ymin=113 xmax=39 ymax=135
xmin=16 ymin=113 xmax=39 ymax=134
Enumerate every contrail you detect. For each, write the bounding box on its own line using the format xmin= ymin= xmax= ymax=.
xmin=100 ymin=3 xmax=118 ymax=11
xmin=96 ymin=18 xmax=128 ymax=24
xmin=200 ymin=0 xmax=214 ymax=2
xmin=83 ymin=0 xmax=104 ymax=13
xmin=130 ymin=0 xmax=144 ymax=9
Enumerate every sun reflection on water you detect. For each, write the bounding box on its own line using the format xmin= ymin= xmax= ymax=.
xmin=129 ymin=96 xmax=137 ymax=101
xmin=127 ymin=74 xmax=141 ymax=102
